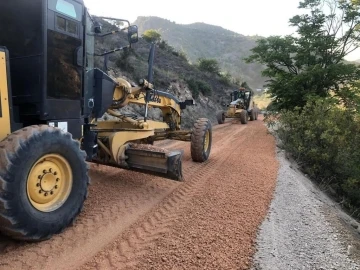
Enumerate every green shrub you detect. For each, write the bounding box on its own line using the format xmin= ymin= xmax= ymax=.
xmin=187 ymin=79 xmax=200 ymax=99
xmin=115 ymin=49 xmax=135 ymax=72
xmin=268 ymin=98 xmax=360 ymax=214
xmin=158 ymin=40 xmax=188 ymax=62
xmin=197 ymin=58 xmax=220 ymax=74
xmin=186 ymin=78 xmax=212 ymax=99
xmin=219 ymin=72 xmax=232 ymax=86
xmin=197 ymin=80 xmax=212 ymax=96
xmin=158 ymin=40 xmax=168 ymax=49
xmin=142 ymin=29 xmax=162 ymax=43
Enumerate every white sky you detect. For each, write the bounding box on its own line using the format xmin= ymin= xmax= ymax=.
xmin=84 ymin=0 xmax=359 ymax=61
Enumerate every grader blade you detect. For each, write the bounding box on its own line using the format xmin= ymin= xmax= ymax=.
xmin=125 ymin=144 xmax=183 ymax=181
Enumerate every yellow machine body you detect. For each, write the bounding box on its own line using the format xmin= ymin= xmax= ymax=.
xmin=0 ymin=50 xmax=11 ymax=140
xmin=89 ymin=77 xmax=197 ymax=174
xmin=217 ymin=87 xmax=259 ymax=124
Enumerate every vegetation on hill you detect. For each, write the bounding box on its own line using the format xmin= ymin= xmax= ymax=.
xmin=249 ymin=0 xmax=360 ymax=217
xmin=93 ymin=17 xmax=241 ymax=128
xmin=134 ymin=16 xmax=267 ymax=90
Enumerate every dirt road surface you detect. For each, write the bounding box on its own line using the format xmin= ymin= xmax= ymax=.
xmin=0 ymin=116 xmax=279 ymax=270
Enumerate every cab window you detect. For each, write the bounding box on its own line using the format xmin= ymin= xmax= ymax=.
xmin=56 ymin=15 xmax=78 ymax=35
xmin=48 ymin=0 xmax=82 ymax=21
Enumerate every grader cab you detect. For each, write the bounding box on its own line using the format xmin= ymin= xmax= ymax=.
xmin=216 ymin=87 xmax=259 ymax=124
xmin=0 ymin=0 xmax=212 ymax=242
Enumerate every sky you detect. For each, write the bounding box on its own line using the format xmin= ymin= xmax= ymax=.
xmin=84 ymin=0 xmax=360 ymax=61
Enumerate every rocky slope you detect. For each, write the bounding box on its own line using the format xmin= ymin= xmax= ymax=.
xmin=94 ymin=18 xmax=241 ymax=128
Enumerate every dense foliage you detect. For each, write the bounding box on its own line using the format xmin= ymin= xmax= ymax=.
xmin=249 ymin=0 xmax=360 ymax=217
xmin=246 ymin=0 xmax=360 ymax=110
xmin=186 ymin=78 xmax=212 ymax=98
xmin=267 ymin=98 xmax=360 ymax=215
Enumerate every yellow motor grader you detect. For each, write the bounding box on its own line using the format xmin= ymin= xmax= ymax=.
xmin=0 ymin=0 xmax=211 ymax=242
xmin=216 ymin=87 xmax=259 ymax=124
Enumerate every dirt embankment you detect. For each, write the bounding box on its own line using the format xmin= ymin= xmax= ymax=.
xmin=0 ymin=116 xmax=279 ymax=270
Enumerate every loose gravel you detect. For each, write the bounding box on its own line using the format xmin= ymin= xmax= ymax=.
xmin=80 ymin=117 xmax=279 ymax=270
xmin=251 ymin=149 xmax=360 ymax=270
xmin=0 ymin=118 xmax=279 ymax=270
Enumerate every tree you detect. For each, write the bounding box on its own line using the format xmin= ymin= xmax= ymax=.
xmin=142 ymin=29 xmax=162 ymax=43
xmin=245 ymin=0 xmax=360 ymax=110
xmin=198 ymin=58 xmax=220 ymax=74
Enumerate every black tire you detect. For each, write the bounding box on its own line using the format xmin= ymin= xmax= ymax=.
xmin=240 ymin=110 xmax=248 ymax=124
xmin=191 ymin=118 xmax=212 ymax=162
xmin=216 ymin=111 xmax=225 ymax=124
xmin=0 ymin=125 xmax=89 ymax=241
xmin=250 ymin=110 xmax=255 ymax=121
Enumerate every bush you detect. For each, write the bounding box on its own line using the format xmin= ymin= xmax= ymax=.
xmin=187 ymin=79 xmax=200 ymax=99
xmin=158 ymin=40 xmax=168 ymax=50
xmin=197 ymin=58 xmax=220 ymax=74
xmin=115 ymin=48 xmax=135 ymax=72
xmin=186 ymin=78 xmax=212 ymax=99
xmin=268 ymin=98 xmax=360 ymax=215
xmin=158 ymin=40 xmax=188 ymax=62
xmin=197 ymin=80 xmax=212 ymax=96
xmin=142 ymin=29 xmax=162 ymax=43
xmin=219 ymin=72 xmax=232 ymax=86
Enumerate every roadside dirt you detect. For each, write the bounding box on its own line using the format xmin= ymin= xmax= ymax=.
xmin=0 ymin=116 xmax=279 ymax=270
xmin=251 ymin=149 xmax=360 ymax=270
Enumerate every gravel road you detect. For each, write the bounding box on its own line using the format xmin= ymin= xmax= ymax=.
xmin=2 ymin=116 xmax=358 ymax=270
xmin=0 ymin=117 xmax=279 ymax=270
xmin=251 ymin=149 xmax=360 ymax=270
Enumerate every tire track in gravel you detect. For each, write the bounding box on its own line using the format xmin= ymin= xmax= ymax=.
xmin=129 ymin=117 xmax=279 ymax=270
xmin=0 ymin=169 xmax=179 ymax=270
xmin=78 ymin=122 xmax=261 ymax=270
xmin=0 ymin=119 xmax=242 ymax=270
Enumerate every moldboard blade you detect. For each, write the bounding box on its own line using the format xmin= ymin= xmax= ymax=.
xmin=125 ymin=144 xmax=183 ymax=181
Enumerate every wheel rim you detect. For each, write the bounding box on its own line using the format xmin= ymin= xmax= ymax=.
xmin=27 ymin=154 xmax=73 ymax=212
xmin=204 ymin=130 xmax=210 ymax=152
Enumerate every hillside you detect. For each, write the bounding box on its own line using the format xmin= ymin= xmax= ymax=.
xmin=134 ymin=16 xmax=267 ymax=90
xmin=94 ymin=18 xmax=240 ymax=128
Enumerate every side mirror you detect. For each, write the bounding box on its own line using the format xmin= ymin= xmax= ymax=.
xmin=94 ymin=21 xmax=102 ymax=34
xmin=128 ymin=25 xmax=139 ymax=44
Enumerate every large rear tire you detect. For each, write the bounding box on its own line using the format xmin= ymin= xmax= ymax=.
xmin=191 ymin=118 xmax=212 ymax=162
xmin=216 ymin=111 xmax=225 ymax=124
xmin=0 ymin=125 xmax=89 ymax=241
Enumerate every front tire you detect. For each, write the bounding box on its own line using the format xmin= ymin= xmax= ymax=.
xmin=216 ymin=111 xmax=225 ymax=124
xmin=250 ymin=110 xmax=255 ymax=121
xmin=191 ymin=118 xmax=212 ymax=162
xmin=0 ymin=125 xmax=89 ymax=241
xmin=240 ymin=110 xmax=248 ymax=124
